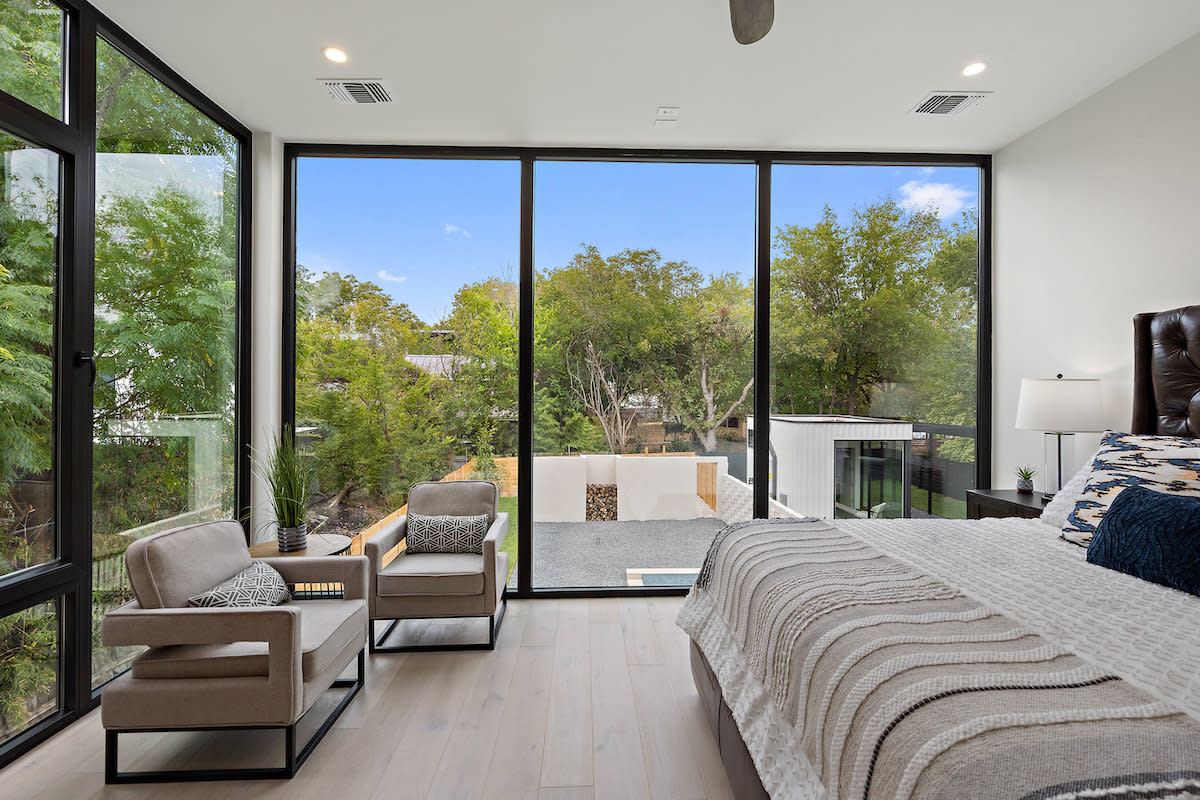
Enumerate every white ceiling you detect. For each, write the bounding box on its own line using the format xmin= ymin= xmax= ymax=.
xmin=92 ymin=0 xmax=1200 ymax=153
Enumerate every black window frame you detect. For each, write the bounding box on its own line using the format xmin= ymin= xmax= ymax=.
xmin=283 ymin=145 xmax=991 ymax=599
xmin=0 ymin=0 xmax=252 ymax=768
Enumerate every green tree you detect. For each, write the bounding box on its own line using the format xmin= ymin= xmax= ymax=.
xmin=532 ymin=387 xmax=607 ymax=454
xmin=0 ymin=195 xmax=53 ymax=490
xmin=536 ymin=246 xmax=697 ymax=453
xmin=93 ymin=187 xmax=236 ymax=425
xmin=656 ymin=273 xmax=755 ymax=451
xmin=0 ymin=603 xmax=55 ymax=738
xmin=441 ymin=276 xmax=518 ymax=453
xmin=296 ymin=270 xmax=448 ymax=508
xmin=771 ymin=200 xmax=944 ymax=415
xmin=0 ymin=0 xmax=61 ymax=118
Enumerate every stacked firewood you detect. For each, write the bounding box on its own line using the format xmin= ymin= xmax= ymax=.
xmin=586 ymin=484 xmax=617 ymax=521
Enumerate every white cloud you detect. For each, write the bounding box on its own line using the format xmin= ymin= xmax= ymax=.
xmin=919 ymin=166 xmax=936 ymax=176
xmin=377 ymin=269 xmax=407 ymax=283
xmin=443 ymin=223 xmax=471 ymax=238
xmin=898 ymin=180 xmax=972 ymax=220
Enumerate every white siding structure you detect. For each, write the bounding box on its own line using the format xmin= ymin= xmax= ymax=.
xmin=748 ymin=415 xmax=913 ymax=520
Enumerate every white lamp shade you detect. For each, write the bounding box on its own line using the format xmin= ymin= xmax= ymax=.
xmin=1015 ymin=377 xmax=1105 ymax=433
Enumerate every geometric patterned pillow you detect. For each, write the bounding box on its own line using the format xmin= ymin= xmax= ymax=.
xmin=187 ymin=561 xmax=291 ymax=607
xmin=1062 ymin=430 xmax=1200 ymax=547
xmin=406 ymin=513 xmax=489 ymax=554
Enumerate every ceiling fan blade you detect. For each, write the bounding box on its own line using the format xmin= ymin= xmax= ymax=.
xmin=730 ymin=0 xmax=774 ymax=44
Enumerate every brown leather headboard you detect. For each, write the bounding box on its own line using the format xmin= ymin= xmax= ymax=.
xmin=1131 ymin=305 xmax=1200 ymax=436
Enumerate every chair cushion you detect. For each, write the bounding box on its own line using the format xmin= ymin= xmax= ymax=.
xmin=124 ymin=521 xmax=253 ymax=609
xmin=377 ymin=552 xmax=485 ymax=597
xmin=187 ymin=561 xmax=290 ymax=607
xmin=406 ymin=513 xmax=488 ymax=554
xmin=407 ymin=480 xmax=497 ymax=525
xmin=129 ymin=599 xmax=367 ymax=679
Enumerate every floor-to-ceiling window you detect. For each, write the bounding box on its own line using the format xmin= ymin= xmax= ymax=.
xmin=0 ymin=129 xmax=62 ymax=749
xmin=532 ymin=160 xmax=755 ymax=588
xmin=291 ymin=156 xmax=520 ymax=585
xmin=767 ymin=164 xmax=982 ymax=520
xmin=90 ymin=36 xmax=243 ymax=688
xmin=0 ymin=0 xmax=249 ymax=764
xmin=0 ymin=0 xmax=68 ymax=755
xmin=286 ymin=152 xmax=987 ymax=597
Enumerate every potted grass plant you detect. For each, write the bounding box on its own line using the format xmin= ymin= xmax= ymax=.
xmin=1015 ymin=465 xmax=1036 ymax=494
xmin=261 ymin=427 xmax=314 ymax=552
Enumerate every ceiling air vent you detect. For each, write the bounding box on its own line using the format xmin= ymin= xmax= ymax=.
xmin=322 ymin=79 xmax=392 ymax=104
xmin=910 ymin=91 xmax=989 ymax=116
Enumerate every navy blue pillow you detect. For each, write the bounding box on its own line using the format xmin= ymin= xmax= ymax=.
xmin=1086 ymin=486 xmax=1200 ymax=596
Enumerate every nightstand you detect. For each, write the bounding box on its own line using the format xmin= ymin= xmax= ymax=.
xmin=965 ymin=489 xmax=1047 ymax=520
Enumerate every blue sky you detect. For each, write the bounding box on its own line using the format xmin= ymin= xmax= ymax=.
xmin=297 ymin=159 xmax=978 ymax=324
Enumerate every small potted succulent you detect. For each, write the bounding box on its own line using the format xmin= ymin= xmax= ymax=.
xmin=1015 ymin=465 xmax=1036 ymax=494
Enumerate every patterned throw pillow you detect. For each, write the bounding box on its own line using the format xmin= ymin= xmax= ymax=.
xmin=1062 ymin=431 xmax=1200 ymax=547
xmin=188 ymin=561 xmax=290 ymax=607
xmin=407 ymin=513 xmax=489 ymax=554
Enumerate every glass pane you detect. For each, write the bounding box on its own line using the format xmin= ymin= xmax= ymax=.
xmin=533 ymin=161 xmax=755 ymax=588
xmin=0 ymin=600 xmax=58 ymax=744
xmin=92 ymin=37 xmax=239 ymax=688
xmin=766 ymin=164 xmax=980 ymax=520
xmin=0 ymin=130 xmax=58 ymax=577
xmin=0 ymin=0 xmax=64 ymax=119
xmin=295 ymin=157 xmax=521 ymax=588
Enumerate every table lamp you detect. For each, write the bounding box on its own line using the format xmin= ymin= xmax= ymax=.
xmin=1015 ymin=374 xmax=1104 ymax=498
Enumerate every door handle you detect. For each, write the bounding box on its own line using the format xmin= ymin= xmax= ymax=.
xmin=74 ymin=352 xmax=96 ymax=387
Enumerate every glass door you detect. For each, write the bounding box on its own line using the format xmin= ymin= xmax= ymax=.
xmin=0 ymin=129 xmax=63 ymax=746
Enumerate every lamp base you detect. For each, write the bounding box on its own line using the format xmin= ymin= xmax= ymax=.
xmin=1043 ymin=432 xmax=1077 ymax=496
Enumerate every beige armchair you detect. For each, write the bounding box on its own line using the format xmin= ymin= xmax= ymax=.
xmin=100 ymin=520 xmax=368 ymax=783
xmin=365 ymin=480 xmax=509 ymax=652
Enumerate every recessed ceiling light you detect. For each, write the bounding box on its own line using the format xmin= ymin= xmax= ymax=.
xmin=961 ymin=61 xmax=986 ymax=77
xmin=323 ymin=47 xmax=348 ymax=64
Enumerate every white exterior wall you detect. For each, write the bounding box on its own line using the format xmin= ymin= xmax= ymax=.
xmin=531 ymin=454 xmax=726 ymax=522
xmin=615 ymin=457 xmax=696 ymax=520
xmin=584 ymin=454 xmax=617 ymax=485
xmin=752 ymin=417 xmax=912 ymax=519
xmin=532 ymin=457 xmax=586 ymax=522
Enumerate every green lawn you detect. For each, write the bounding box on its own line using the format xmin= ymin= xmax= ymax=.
xmin=856 ymin=478 xmax=969 ymax=519
xmin=909 ymin=486 xmax=968 ymax=519
xmin=498 ymin=496 xmax=519 ymax=581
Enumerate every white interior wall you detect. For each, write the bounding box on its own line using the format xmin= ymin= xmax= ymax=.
xmin=992 ymin=34 xmax=1200 ymax=491
xmin=249 ymin=132 xmax=284 ymax=541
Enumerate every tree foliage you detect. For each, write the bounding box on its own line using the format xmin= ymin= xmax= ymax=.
xmin=533 ymin=246 xmax=756 ymax=454
xmin=0 ymin=176 xmax=54 ymax=490
xmin=0 ymin=0 xmax=61 ymax=119
xmin=296 ymin=270 xmax=449 ymax=507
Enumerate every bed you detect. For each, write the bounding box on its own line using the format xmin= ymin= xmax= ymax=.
xmin=678 ymin=304 xmax=1200 ymax=800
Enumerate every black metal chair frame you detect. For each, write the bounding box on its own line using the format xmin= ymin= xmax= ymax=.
xmin=105 ymin=648 xmax=365 ymax=783
xmin=370 ymin=592 xmax=508 ymax=653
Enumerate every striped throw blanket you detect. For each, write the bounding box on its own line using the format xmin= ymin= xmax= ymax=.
xmin=677 ymin=517 xmax=1200 ymax=800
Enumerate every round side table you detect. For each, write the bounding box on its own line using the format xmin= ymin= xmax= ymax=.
xmin=248 ymin=532 xmax=353 ymax=559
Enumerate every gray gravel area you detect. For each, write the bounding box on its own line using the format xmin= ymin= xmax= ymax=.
xmin=532 ymin=518 xmax=726 ymax=588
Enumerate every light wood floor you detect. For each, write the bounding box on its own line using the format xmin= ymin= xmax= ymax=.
xmin=0 ymin=598 xmax=734 ymax=800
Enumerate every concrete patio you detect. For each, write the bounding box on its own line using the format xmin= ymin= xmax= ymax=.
xmin=532 ymin=518 xmax=726 ymax=588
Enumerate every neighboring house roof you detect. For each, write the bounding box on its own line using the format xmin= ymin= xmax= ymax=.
xmin=404 ymin=353 xmax=463 ymax=377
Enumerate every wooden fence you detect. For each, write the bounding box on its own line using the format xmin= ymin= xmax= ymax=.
xmin=697 ymin=462 xmax=717 ymax=510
